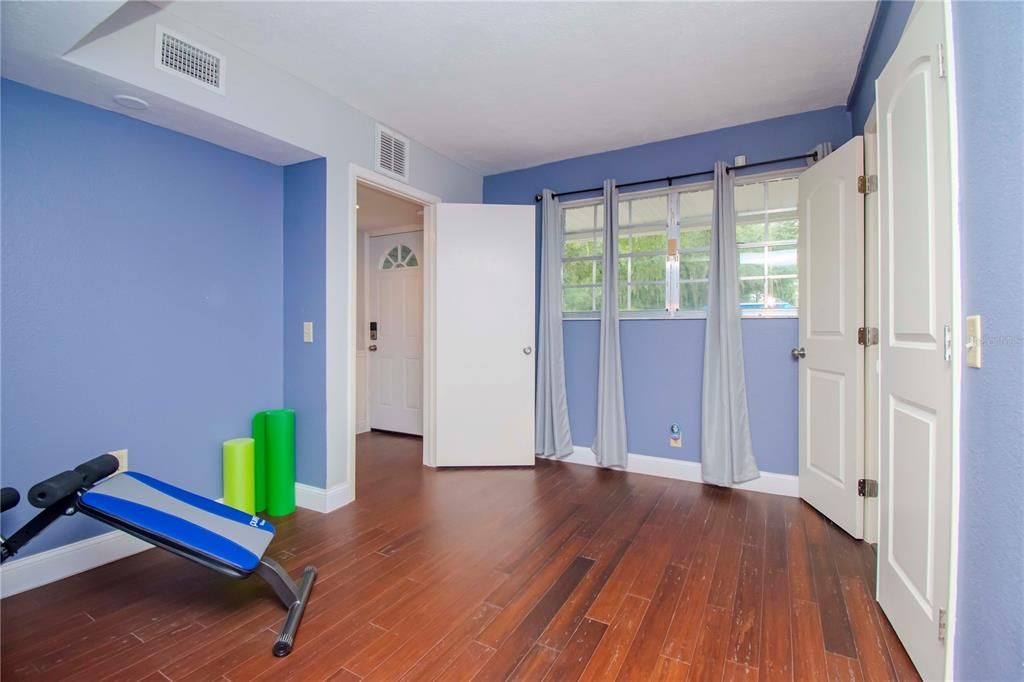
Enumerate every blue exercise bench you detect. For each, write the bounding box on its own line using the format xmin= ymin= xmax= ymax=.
xmin=0 ymin=455 xmax=316 ymax=656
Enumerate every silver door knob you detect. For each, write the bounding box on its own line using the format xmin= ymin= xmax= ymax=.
xmin=523 ymin=347 xmax=532 ymax=355
xmin=791 ymin=347 xmax=806 ymax=359
xmin=368 ymin=344 xmax=378 ymax=352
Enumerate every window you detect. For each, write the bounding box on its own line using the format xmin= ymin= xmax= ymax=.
xmin=735 ymin=176 xmax=799 ymax=312
xmin=676 ymin=186 xmax=713 ymax=312
xmin=618 ymin=194 xmax=669 ymax=311
xmin=381 ymin=244 xmax=419 ymax=269
xmin=562 ymin=202 xmax=603 ymax=313
xmin=560 ymin=172 xmax=800 ymax=318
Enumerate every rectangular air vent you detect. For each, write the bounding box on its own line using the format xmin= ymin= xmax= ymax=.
xmin=375 ymin=125 xmax=409 ymax=181
xmin=155 ymin=26 xmax=225 ymax=94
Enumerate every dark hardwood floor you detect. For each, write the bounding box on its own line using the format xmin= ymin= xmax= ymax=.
xmin=1 ymin=431 xmax=919 ymax=681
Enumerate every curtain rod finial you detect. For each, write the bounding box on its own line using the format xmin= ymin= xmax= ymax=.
xmin=535 ymin=193 xmax=543 ymax=202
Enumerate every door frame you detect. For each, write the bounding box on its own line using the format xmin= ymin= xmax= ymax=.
xmin=863 ymin=1 xmax=964 ymax=674
xmin=348 ymin=164 xmax=440 ymax=490
xmin=863 ymin=107 xmax=880 ymax=548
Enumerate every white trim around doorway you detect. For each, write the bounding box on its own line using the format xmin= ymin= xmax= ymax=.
xmin=347 ymin=165 xmax=440 ymax=494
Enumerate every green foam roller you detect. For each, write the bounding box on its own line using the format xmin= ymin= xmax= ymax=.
xmin=252 ymin=412 xmax=267 ymax=513
xmin=223 ymin=438 xmax=255 ymax=515
xmin=265 ymin=409 xmax=296 ymax=516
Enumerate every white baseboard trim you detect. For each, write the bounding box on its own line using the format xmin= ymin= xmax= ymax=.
xmin=294 ymin=481 xmax=354 ymax=514
xmin=356 ymin=422 xmax=370 ymax=435
xmin=557 ymin=446 xmax=799 ymax=498
xmin=1 ymin=482 xmax=355 ymax=599
xmin=0 ymin=529 xmax=152 ymax=598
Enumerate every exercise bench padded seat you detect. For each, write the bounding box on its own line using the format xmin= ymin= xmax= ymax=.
xmin=79 ymin=471 xmax=274 ymax=576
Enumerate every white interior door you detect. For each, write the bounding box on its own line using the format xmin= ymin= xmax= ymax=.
xmin=369 ymin=232 xmax=424 ymax=435
xmin=797 ymin=137 xmax=866 ymax=538
xmin=434 ymin=203 xmax=535 ymax=467
xmin=876 ymin=3 xmax=954 ymax=679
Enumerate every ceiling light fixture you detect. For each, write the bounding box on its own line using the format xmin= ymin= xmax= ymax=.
xmin=113 ymin=94 xmax=149 ymax=110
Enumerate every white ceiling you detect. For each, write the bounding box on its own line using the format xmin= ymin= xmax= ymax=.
xmin=163 ymin=1 xmax=876 ymax=174
xmin=357 ymin=184 xmax=423 ymax=233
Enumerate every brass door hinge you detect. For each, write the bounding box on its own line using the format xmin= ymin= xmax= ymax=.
xmin=858 ymin=175 xmax=878 ymax=194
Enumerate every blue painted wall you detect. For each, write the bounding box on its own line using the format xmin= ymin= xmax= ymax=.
xmin=950 ymin=2 xmax=1024 ymax=679
xmin=0 ymin=80 xmax=284 ymax=556
xmin=847 ymin=1 xmax=914 ymax=135
xmin=484 ymin=106 xmax=852 ymax=474
xmin=283 ymin=159 xmax=327 ymax=487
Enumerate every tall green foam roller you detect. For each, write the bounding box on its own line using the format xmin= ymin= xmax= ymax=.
xmin=264 ymin=409 xmax=296 ymax=516
xmin=251 ymin=412 xmax=267 ymax=513
xmin=223 ymin=438 xmax=256 ymax=515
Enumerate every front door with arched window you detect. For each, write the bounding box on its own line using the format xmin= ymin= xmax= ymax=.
xmin=368 ymin=231 xmax=424 ymax=435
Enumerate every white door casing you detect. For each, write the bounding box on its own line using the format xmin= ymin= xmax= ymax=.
xmin=434 ymin=203 xmax=535 ymax=467
xmin=369 ymin=232 xmax=424 ymax=435
xmin=877 ymin=2 xmax=955 ymax=679
xmin=797 ymin=137 xmax=866 ymax=539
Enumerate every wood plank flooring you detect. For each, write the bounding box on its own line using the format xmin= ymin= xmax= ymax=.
xmin=0 ymin=432 xmax=920 ymax=681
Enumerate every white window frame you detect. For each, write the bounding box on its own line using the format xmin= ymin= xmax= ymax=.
xmin=560 ymin=168 xmax=803 ymax=320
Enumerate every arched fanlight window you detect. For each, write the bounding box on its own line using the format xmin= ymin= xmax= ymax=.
xmin=381 ymin=244 xmax=419 ymax=270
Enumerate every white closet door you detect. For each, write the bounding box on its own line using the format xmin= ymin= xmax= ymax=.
xmin=797 ymin=136 xmax=866 ymax=538
xmin=876 ymin=3 xmax=955 ymax=679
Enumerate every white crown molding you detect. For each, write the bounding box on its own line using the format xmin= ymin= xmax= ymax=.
xmin=555 ymin=446 xmax=799 ymax=498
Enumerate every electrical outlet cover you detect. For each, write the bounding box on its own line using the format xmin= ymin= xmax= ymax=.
xmin=109 ymin=449 xmax=128 ymax=473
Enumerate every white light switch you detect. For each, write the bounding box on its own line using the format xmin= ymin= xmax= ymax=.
xmin=303 ymin=322 xmax=314 ymax=343
xmin=966 ymin=315 xmax=981 ymax=368
xmin=734 ymin=155 xmax=747 ymax=167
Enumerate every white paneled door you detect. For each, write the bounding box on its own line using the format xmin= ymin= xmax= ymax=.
xmin=797 ymin=137 xmax=866 ymax=539
xmin=434 ymin=204 xmax=536 ymax=467
xmin=876 ymin=3 xmax=955 ymax=679
xmin=369 ymin=231 xmax=424 ymax=435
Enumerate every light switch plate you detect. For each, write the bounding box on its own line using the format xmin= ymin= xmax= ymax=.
xmin=966 ymin=315 xmax=981 ymax=368
xmin=734 ymin=154 xmax=747 ymax=167
xmin=303 ymin=321 xmax=314 ymax=343
xmin=109 ymin=449 xmax=128 ymax=473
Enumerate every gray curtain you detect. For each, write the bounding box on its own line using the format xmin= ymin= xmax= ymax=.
xmin=807 ymin=142 xmax=833 ymax=165
xmin=536 ymin=190 xmax=574 ymax=458
xmin=701 ymin=161 xmax=759 ymax=485
xmin=592 ymin=179 xmax=628 ymax=468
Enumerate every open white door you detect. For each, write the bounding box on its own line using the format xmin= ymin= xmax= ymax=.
xmin=369 ymin=231 xmax=424 ymax=435
xmin=434 ymin=203 xmax=535 ymax=467
xmin=797 ymin=137 xmax=865 ymax=538
xmin=876 ymin=3 xmax=955 ymax=679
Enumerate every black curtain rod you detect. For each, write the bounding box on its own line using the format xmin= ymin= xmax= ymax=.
xmin=533 ymin=151 xmax=817 ymax=202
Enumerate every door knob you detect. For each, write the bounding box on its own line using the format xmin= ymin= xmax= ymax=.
xmin=369 ymin=344 xmax=378 ymax=352
xmin=791 ymin=347 xmax=806 ymax=359
xmin=523 ymin=347 xmax=532 ymax=355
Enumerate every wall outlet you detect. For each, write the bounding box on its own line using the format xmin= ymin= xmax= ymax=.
xmin=109 ymin=449 xmax=128 ymax=473
xmin=670 ymin=424 xmax=683 ymax=448
xmin=303 ymin=321 xmax=314 ymax=343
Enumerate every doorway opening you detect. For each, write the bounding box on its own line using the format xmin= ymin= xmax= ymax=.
xmin=352 ymin=173 xmax=436 ymax=491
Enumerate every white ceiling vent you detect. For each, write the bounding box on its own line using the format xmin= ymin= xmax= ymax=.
xmin=375 ymin=125 xmax=409 ymax=181
xmin=155 ymin=26 xmax=225 ymax=94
